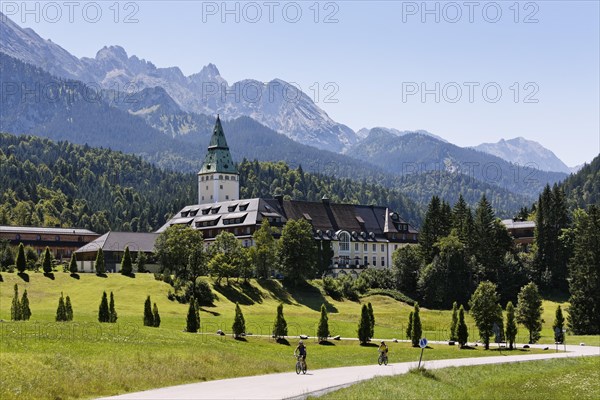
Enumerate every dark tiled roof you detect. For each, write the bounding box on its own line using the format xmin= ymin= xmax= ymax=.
xmin=75 ymin=232 xmax=158 ymax=254
xmin=0 ymin=225 xmax=98 ymax=235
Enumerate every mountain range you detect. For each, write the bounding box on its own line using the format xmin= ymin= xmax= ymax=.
xmin=0 ymin=13 xmax=583 ymax=218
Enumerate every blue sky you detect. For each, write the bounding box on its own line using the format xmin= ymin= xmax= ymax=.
xmin=6 ymin=0 xmax=599 ymax=166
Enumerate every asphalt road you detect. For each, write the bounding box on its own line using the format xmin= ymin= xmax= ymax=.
xmin=99 ymin=342 xmax=600 ymax=400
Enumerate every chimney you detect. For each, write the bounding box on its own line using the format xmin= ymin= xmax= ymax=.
xmin=274 ymin=194 xmax=284 ymax=206
xmin=322 ymin=195 xmax=330 ymax=205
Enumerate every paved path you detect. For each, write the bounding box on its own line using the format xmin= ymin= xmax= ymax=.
xmin=100 ymin=343 xmax=599 ymax=400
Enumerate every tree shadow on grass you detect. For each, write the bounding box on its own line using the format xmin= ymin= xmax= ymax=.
xmin=276 ymin=338 xmax=291 ymax=346
xmin=360 ymin=342 xmax=379 ymax=348
xmin=213 ymin=282 xmax=263 ymax=305
xmin=69 ymin=273 xmax=80 ymax=280
xmin=0 ymin=273 xmax=3 ymax=282
xmin=257 ymin=279 xmax=293 ymax=304
xmin=199 ymin=307 xmax=221 ymax=316
xmin=459 ymin=345 xmax=477 ymax=350
xmin=17 ymin=272 xmax=30 ymax=282
xmin=44 ymin=272 xmax=55 ymax=280
xmin=284 ymin=281 xmax=338 ymax=313
xmin=234 ymin=336 xmax=248 ymax=342
xmin=96 ymin=273 xmax=108 ymax=278
xmin=122 ymin=272 xmax=136 ymax=278
xmin=318 ymin=340 xmax=335 ymax=346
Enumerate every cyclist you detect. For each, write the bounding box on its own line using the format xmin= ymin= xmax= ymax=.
xmin=378 ymin=340 xmax=388 ymax=361
xmin=294 ymin=340 xmax=307 ymax=370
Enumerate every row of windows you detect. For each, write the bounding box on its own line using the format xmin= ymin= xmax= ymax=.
xmin=11 ymin=234 xmax=86 ymax=242
xmin=200 ymin=175 xmax=238 ymax=181
xmin=202 ymin=227 xmax=252 ymax=238
xmin=335 ymin=256 xmax=386 ymax=268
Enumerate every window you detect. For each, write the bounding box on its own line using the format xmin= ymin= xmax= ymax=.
xmin=219 ymin=175 xmax=223 ymax=179
xmin=354 ymin=243 xmax=359 ymax=251
xmin=225 ymin=176 xmax=229 ymax=180
xmin=239 ymin=203 xmax=248 ymax=211
xmin=15 ymin=234 xmax=20 ymax=240
xmin=206 ymin=185 xmax=208 ymax=190
xmin=372 ymin=256 xmax=377 ymax=267
xmin=202 ymin=208 xmax=209 ymax=215
xmin=364 ymin=256 xmax=368 ymax=266
xmin=372 ymin=244 xmax=376 ymax=252
xmin=210 ymin=195 xmax=213 ymax=199
xmin=55 ymin=235 xmax=60 ymax=241
xmin=181 ymin=211 xmax=189 ymax=217
xmin=381 ymin=244 xmax=385 ymax=252
xmin=202 ymin=196 xmax=205 ymax=201
xmin=220 ymin=185 xmax=223 ymax=189
xmin=226 ymin=195 xmax=229 ymax=200
xmin=394 ymin=244 xmax=398 ymax=250
xmin=339 ymin=232 xmax=350 ymax=252
xmin=363 ymin=243 xmax=368 ymax=251
xmin=381 ymin=257 xmax=385 ymax=267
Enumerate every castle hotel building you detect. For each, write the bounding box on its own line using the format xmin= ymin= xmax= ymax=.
xmin=158 ymin=116 xmax=418 ymax=276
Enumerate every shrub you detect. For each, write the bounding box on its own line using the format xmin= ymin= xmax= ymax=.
xmin=186 ymin=301 xmax=199 ymax=333
xmin=357 ymin=304 xmax=371 ymax=344
xmin=457 ymin=305 xmax=469 ymax=348
xmin=65 ymin=295 xmax=73 ymax=321
xmin=108 ymin=292 xmax=117 ymax=323
xmin=56 ymin=292 xmax=67 ymax=322
xmin=273 ymin=303 xmax=288 ymax=338
xmin=317 ymin=304 xmax=329 ymax=342
xmin=153 ymin=303 xmax=161 ymax=327
xmin=232 ymin=303 xmax=245 ymax=339
xmin=98 ymin=291 xmax=109 ymax=323
xmin=20 ymin=289 xmax=31 ymax=321
xmin=322 ymin=276 xmax=342 ymax=299
xmin=411 ymin=303 xmax=422 ymax=347
xmin=144 ymin=296 xmax=154 ymax=327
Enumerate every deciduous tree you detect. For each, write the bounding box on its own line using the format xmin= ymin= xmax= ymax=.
xmin=516 ymin=282 xmax=543 ymax=344
xmin=469 ymin=281 xmax=500 ymax=350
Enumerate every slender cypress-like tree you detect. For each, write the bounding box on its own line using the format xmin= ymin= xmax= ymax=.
xmin=449 ymin=301 xmax=459 ymax=341
xmin=15 ymin=243 xmax=26 ymax=274
xmin=505 ymin=301 xmax=518 ymax=350
xmin=109 ymin=292 xmax=117 ymax=323
xmin=457 ymin=305 xmax=469 ymax=348
xmin=11 ymin=284 xmax=22 ymax=321
xmin=317 ymin=304 xmax=329 ymax=342
xmin=553 ymin=305 xmax=565 ymax=344
xmin=136 ymin=250 xmax=147 ymax=273
xmin=153 ymin=303 xmax=161 ymax=327
xmin=98 ymin=291 xmax=109 ymax=322
xmin=495 ymin=304 xmax=505 ymax=343
xmin=186 ymin=301 xmax=199 ymax=333
xmin=65 ymin=295 xmax=73 ymax=321
xmin=406 ymin=311 xmax=413 ymax=340
xmin=272 ymin=303 xmax=288 ymax=339
xmin=411 ymin=303 xmax=422 ymax=347
xmin=69 ymin=253 xmax=78 ymax=275
xmin=20 ymin=289 xmax=31 ymax=321
xmin=358 ymin=304 xmax=371 ymax=344
xmin=232 ymin=303 xmax=246 ymax=339
xmin=42 ymin=247 xmax=52 ymax=274
xmin=144 ymin=296 xmax=154 ymax=327
xmin=56 ymin=292 xmax=67 ymax=322
xmin=121 ymin=246 xmax=132 ymax=275
xmin=95 ymin=248 xmax=105 ymax=275
xmin=367 ymin=302 xmax=375 ymax=339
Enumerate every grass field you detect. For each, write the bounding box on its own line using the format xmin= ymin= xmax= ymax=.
xmin=313 ymin=356 xmax=600 ymax=400
xmin=0 ymin=272 xmax=598 ymax=399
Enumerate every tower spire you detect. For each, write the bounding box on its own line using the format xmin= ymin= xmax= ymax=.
xmin=198 ymin=116 xmax=239 ymax=204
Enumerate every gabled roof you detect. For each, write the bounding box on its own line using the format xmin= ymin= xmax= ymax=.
xmin=0 ymin=225 xmax=98 ymax=236
xmin=75 ymin=232 xmax=158 ymax=254
xmin=198 ymin=116 xmax=238 ymax=175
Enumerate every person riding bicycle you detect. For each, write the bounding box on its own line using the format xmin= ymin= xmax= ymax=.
xmin=294 ymin=340 xmax=307 ymax=369
xmin=378 ymin=341 xmax=388 ymax=357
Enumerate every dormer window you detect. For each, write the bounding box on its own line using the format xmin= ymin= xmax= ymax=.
xmin=181 ymin=211 xmax=190 ymax=217
xmin=228 ymin=205 xmax=237 ymax=212
xmin=211 ymin=206 xmax=221 ymax=214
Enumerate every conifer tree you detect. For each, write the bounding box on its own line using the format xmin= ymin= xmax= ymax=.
xmin=153 ymin=303 xmax=161 ymax=328
xmin=42 ymin=246 xmax=52 ymax=274
xmin=317 ymin=304 xmax=329 ymax=342
xmin=195 ymin=299 xmax=200 ymax=329
xmin=109 ymin=291 xmax=117 ymax=323
xmin=186 ymin=301 xmax=199 ymax=333
xmin=232 ymin=303 xmax=246 ymax=339
xmin=457 ymin=305 xmax=469 ymax=348
xmin=121 ymin=246 xmax=132 ymax=275
xmin=357 ymin=304 xmax=371 ymax=344
xmin=20 ymin=289 xmax=31 ymax=321
xmin=272 ymin=303 xmax=288 ymax=339
xmin=136 ymin=250 xmax=147 ymax=273
xmin=411 ymin=303 xmax=423 ymax=347
xmin=98 ymin=291 xmax=109 ymax=323
xmin=15 ymin=243 xmax=26 ymax=274
xmin=56 ymin=292 xmax=67 ymax=322
xmin=449 ymin=301 xmax=459 ymax=341
xmin=505 ymin=301 xmax=518 ymax=350
xmin=69 ymin=253 xmax=78 ymax=275
xmin=495 ymin=304 xmax=505 ymax=343
xmin=406 ymin=311 xmax=413 ymax=340
xmin=65 ymin=295 xmax=73 ymax=321
xmin=367 ymin=302 xmax=375 ymax=339
xmin=553 ymin=305 xmax=565 ymax=344
xmin=11 ymin=284 xmax=22 ymax=321
xmin=144 ymin=296 xmax=154 ymax=327
xmin=95 ymin=248 xmax=105 ymax=275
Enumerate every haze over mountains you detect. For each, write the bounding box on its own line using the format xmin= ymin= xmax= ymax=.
xmin=0 ymin=12 xmax=583 ymax=217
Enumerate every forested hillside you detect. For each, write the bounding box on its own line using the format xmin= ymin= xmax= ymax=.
xmin=560 ymin=154 xmax=600 ymax=209
xmin=0 ymin=134 xmax=424 ymax=232
xmin=0 ymin=133 xmax=196 ymax=232
xmin=238 ymin=160 xmax=423 ymax=225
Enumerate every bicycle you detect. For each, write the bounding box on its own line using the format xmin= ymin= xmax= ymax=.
xmin=378 ymin=351 xmax=388 ymax=366
xmin=295 ymin=355 xmax=307 ymax=374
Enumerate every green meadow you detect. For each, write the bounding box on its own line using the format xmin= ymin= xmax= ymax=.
xmin=0 ymin=272 xmax=597 ymax=399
